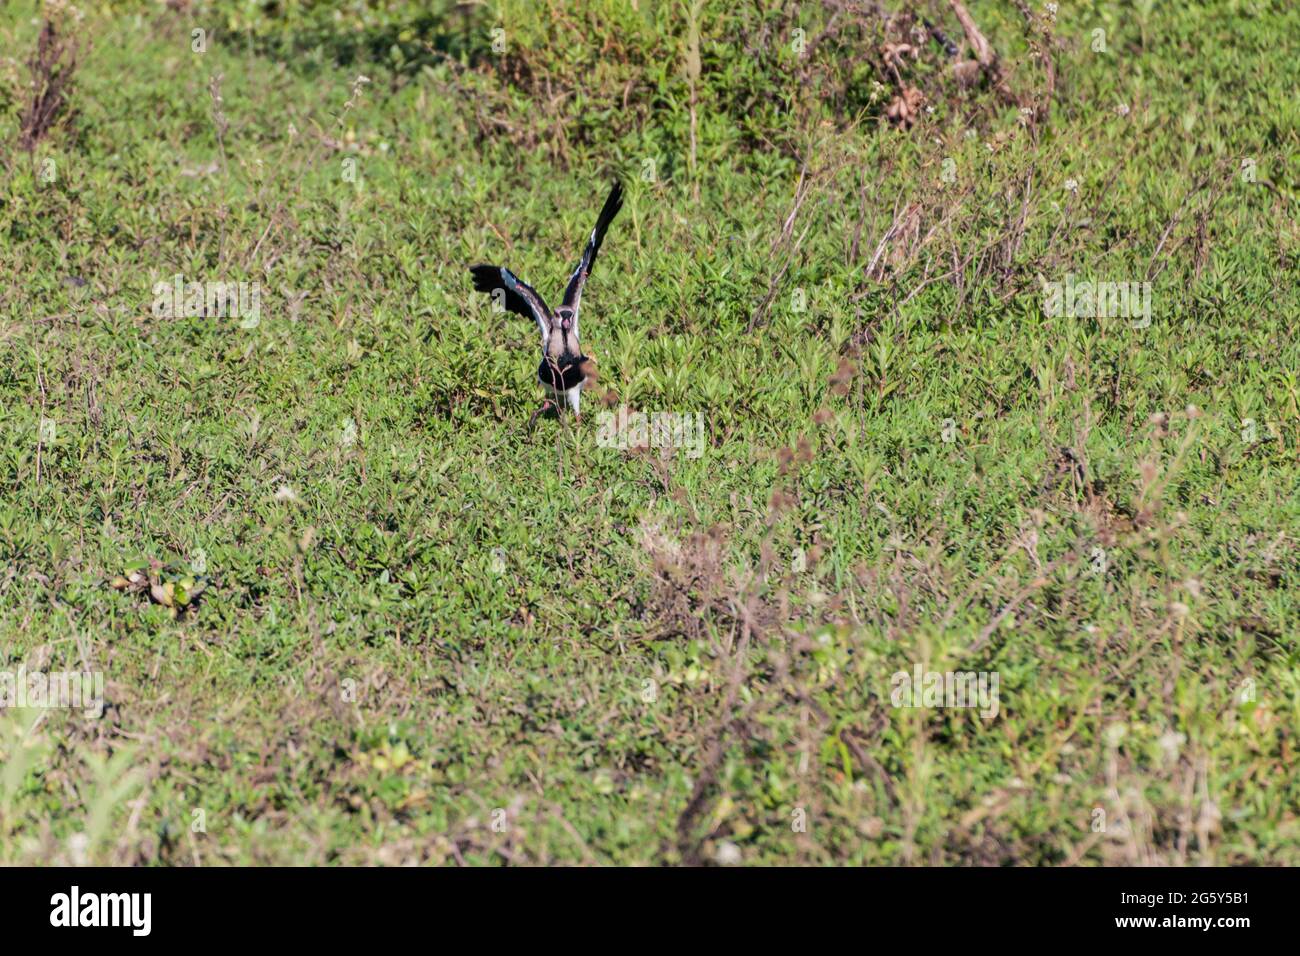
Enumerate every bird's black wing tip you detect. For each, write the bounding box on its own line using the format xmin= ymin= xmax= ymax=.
xmin=600 ymin=181 xmax=624 ymax=222
xmin=468 ymin=264 xmax=501 ymax=291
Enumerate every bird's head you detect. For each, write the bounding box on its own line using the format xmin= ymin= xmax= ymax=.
xmin=548 ymin=306 xmax=580 ymax=357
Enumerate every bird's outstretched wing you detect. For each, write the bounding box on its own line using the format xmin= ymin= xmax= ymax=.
xmin=561 ymin=181 xmax=623 ymax=326
xmin=469 ymin=264 xmax=552 ymax=345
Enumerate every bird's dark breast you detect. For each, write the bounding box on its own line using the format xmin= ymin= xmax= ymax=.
xmin=538 ymin=354 xmax=589 ymax=393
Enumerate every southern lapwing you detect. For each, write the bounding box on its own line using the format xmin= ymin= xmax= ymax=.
xmin=470 ymin=181 xmax=624 ymax=424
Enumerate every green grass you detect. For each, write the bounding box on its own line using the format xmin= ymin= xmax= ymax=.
xmin=0 ymin=0 xmax=1297 ymax=865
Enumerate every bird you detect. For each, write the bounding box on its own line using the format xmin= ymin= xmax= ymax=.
xmin=469 ymin=180 xmax=623 ymax=425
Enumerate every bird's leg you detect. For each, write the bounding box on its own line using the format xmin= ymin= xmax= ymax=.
xmin=528 ymin=399 xmax=556 ymax=429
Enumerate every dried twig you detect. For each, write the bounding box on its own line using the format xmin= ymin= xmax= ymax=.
xmin=946 ymin=0 xmax=1032 ymax=112
xmin=747 ymin=162 xmax=817 ymax=333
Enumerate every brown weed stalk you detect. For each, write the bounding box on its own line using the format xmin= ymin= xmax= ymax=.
xmin=18 ymin=18 xmax=84 ymax=153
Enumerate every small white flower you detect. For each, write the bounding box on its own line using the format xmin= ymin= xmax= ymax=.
xmin=275 ymin=485 xmax=299 ymax=503
xmin=1064 ymin=178 xmax=1079 ymax=194
xmin=67 ymin=833 xmax=90 ymax=866
xmin=1158 ymin=730 xmax=1186 ymax=764
xmin=1116 ymin=103 xmax=1130 ymax=117
xmin=1044 ymin=2 xmax=1058 ymax=20
xmin=714 ymin=841 xmax=742 ymax=866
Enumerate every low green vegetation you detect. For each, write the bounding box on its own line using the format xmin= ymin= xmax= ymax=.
xmin=0 ymin=0 xmax=1296 ymax=864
